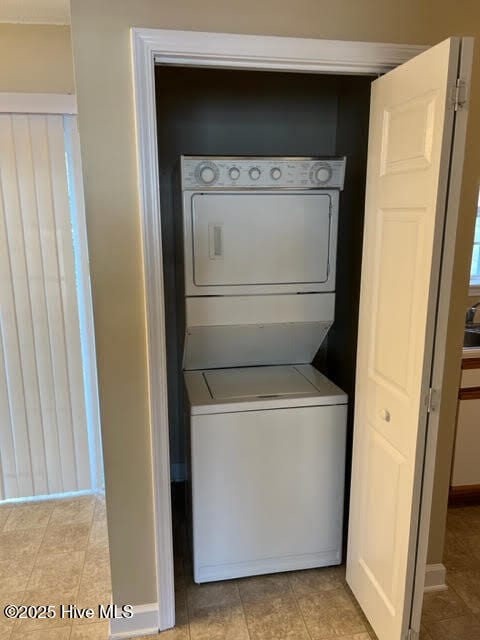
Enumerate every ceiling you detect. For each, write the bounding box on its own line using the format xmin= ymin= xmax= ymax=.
xmin=0 ymin=0 xmax=70 ymax=24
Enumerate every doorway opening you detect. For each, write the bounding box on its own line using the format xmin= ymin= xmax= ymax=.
xmin=155 ymin=63 xmax=374 ymax=635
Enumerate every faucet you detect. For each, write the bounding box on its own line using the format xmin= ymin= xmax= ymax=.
xmin=466 ymin=301 xmax=480 ymax=325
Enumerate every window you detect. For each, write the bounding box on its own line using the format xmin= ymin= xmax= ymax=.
xmin=470 ymin=192 xmax=480 ymax=291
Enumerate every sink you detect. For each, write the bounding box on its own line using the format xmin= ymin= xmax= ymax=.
xmin=464 ymin=326 xmax=480 ymax=348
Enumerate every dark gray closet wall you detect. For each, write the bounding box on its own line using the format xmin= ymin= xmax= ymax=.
xmin=155 ymin=66 xmax=371 ymax=488
xmin=326 ymin=76 xmax=371 ymax=549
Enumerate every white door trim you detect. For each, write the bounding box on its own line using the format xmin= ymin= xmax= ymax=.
xmin=130 ymin=27 xmax=428 ymax=631
xmin=0 ymin=93 xmax=77 ymax=114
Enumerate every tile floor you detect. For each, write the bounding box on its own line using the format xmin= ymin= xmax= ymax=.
xmin=0 ymin=494 xmax=111 ymax=640
xmin=0 ymin=495 xmax=479 ymax=639
xmin=420 ymin=504 xmax=480 ymax=640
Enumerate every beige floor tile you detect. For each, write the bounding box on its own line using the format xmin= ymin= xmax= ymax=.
xmin=49 ymin=495 xmax=96 ymax=527
xmin=243 ymin=592 xmax=309 ymax=640
xmin=176 ymin=599 xmax=189 ymax=625
xmin=422 ymin=587 xmax=470 ymax=624
xmin=297 ymin=587 xmax=367 ymax=639
xmin=0 ymin=559 xmax=32 ymax=595
xmin=3 ymin=502 xmax=54 ymax=532
xmin=289 ymin=566 xmax=345 ymax=596
xmin=40 ymin=522 xmax=91 ymax=555
xmin=0 ymin=507 xmax=12 ymax=532
xmin=189 ymin=603 xmax=249 ymax=640
xmin=13 ymin=586 xmax=78 ymax=633
xmin=446 ymin=509 xmax=471 ymax=536
xmin=93 ymin=496 xmax=107 ymax=523
xmin=175 ymin=573 xmax=187 ymax=595
xmin=447 ymin=570 xmax=480 ymax=615
xmin=10 ymin=625 xmax=72 ymax=639
xmin=424 ymin=614 xmax=480 ymax=639
xmin=75 ymin=579 xmax=112 ymax=605
xmin=447 ymin=507 xmax=480 ymax=538
xmin=238 ymin=573 xmax=291 ymax=603
xmin=420 ymin=626 xmax=433 ymax=640
xmin=459 ymin=532 xmax=480 ymax=563
xmin=70 ymin=619 xmax=109 ymax=638
xmin=443 ymin=529 xmax=480 ymax=573
xmin=81 ymin=547 xmax=111 ymax=592
xmin=0 ymin=591 xmax=24 ymax=639
xmin=27 ymin=550 xmax=85 ymax=591
xmin=89 ymin=519 xmax=110 ymax=550
xmin=0 ymin=496 xmax=114 ymax=637
xmin=187 ymin=581 xmax=241 ymax=614
xmin=73 ymin=581 xmax=112 ymax=625
xmin=0 ymin=528 xmax=44 ymax=562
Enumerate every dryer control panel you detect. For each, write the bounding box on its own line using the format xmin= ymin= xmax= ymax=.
xmin=181 ymin=156 xmax=346 ymax=190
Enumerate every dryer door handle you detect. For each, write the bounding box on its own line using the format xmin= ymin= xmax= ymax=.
xmin=209 ymin=223 xmax=223 ymax=259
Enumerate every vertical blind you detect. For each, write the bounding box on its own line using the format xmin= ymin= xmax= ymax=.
xmin=0 ymin=113 xmax=92 ymax=499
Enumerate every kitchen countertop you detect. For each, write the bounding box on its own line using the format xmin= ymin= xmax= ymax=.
xmin=463 ymin=347 xmax=480 ymax=359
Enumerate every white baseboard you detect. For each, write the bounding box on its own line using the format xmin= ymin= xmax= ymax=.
xmin=109 ymin=603 xmax=159 ymax=639
xmin=424 ymin=563 xmax=447 ymax=592
xmin=171 ymin=463 xmax=186 ymax=482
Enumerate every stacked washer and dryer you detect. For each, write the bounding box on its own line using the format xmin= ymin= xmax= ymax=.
xmin=179 ymin=156 xmax=348 ymax=584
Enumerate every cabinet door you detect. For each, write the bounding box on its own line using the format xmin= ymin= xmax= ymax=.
xmin=347 ymin=38 xmax=469 ymax=640
xmin=452 ymin=397 xmax=480 ymax=486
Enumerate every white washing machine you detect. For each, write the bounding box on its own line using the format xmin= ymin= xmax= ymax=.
xmin=185 ymin=365 xmax=347 ymax=583
xmin=180 ymin=156 xmax=348 ymax=583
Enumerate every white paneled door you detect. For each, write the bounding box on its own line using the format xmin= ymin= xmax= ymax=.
xmin=0 ymin=113 xmax=101 ymax=500
xmin=347 ymin=38 xmax=465 ymax=640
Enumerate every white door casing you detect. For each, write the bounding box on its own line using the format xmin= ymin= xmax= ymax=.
xmin=131 ymin=30 xmax=427 ymax=632
xmin=346 ymin=38 xmax=462 ymax=640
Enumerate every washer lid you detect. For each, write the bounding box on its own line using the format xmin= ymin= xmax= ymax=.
xmin=204 ymin=365 xmax=318 ymax=400
xmin=185 ymin=365 xmax=348 ymax=415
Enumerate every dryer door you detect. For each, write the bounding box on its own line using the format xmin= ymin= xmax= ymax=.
xmin=184 ymin=190 xmax=337 ymax=295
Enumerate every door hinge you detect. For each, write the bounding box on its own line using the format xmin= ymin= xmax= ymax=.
xmin=426 ymin=388 xmax=436 ymax=413
xmin=453 ymin=78 xmax=468 ymax=111
xmin=406 ymin=629 xmax=419 ymax=640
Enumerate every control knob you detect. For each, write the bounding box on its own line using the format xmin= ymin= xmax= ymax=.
xmin=229 ymin=167 xmax=240 ymax=180
xmin=249 ymin=167 xmax=261 ymax=180
xmin=196 ymin=162 xmax=219 ymax=185
xmin=270 ymin=167 xmax=282 ymax=180
xmin=310 ymin=162 xmax=332 ymax=185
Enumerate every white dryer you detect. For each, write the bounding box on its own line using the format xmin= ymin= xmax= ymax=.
xmin=180 ymin=156 xmax=348 ymax=583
